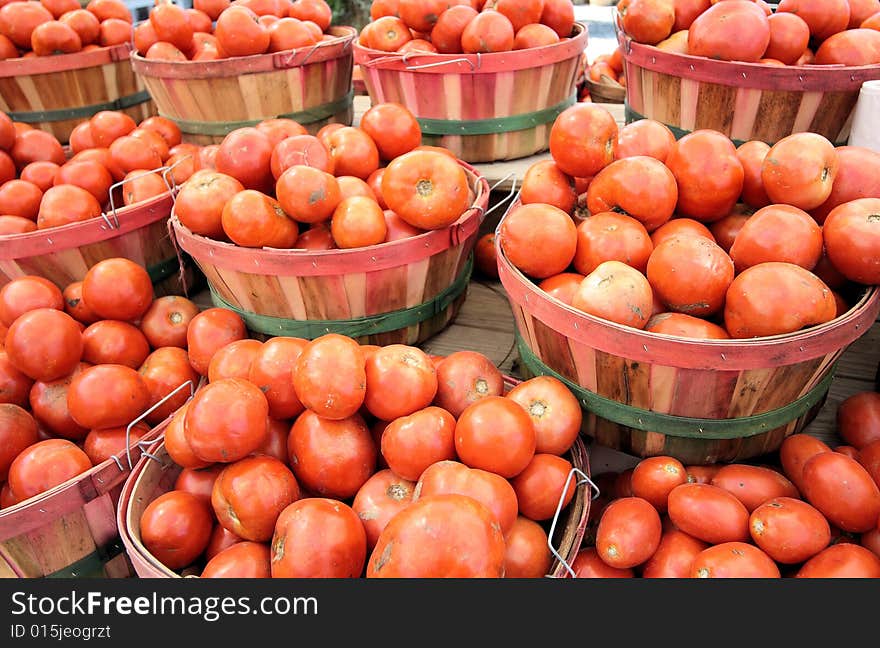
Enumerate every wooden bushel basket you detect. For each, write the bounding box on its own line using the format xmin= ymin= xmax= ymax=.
xmin=496 ymin=214 xmax=880 ymax=465
xmin=171 ymin=162 xmax=490 ymax=346
xmin=617 ymin=15 xmax=880 ymax=146
xmin=352 ymin=23 xmax=588 ymax=163
xmin=0 ymin=382 xmax=195 ymax=578
xmin=130 ymin=26 xmax=358 ymax=145
xmin=0 ymin=170 xmax=198 ymax=296
xmin=0 ymin=43 xmax=154 ymax=144
xmin=117 ymin=377 xmax=593 ymax=579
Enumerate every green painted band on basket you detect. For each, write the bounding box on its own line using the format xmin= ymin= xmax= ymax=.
xmin=7 ymin=90 xmax=152 ymax=124
xmin=624 ymin=103 xmax=849 ymax=147
xmin=163 ymin=90 xmax=355 ymax=137
xmin=515 ymin=332 xmax=835 ymax=440
xmin=209 ymin=254 xmax=473 ymax=339
xmin=417 ymin=94 xmax=577 ymax=136
xmin=147 ymin=257 xmax=180 ymax=285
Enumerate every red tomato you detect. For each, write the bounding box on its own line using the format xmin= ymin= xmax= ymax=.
xmin=292 ymin=333 xmax=366 ymax=420
xmin=4 ymin=308 xmax=83 ymax=382
xmin=570 ymin=547 xmax=634 ymax=578
xmin=779 ymin=433 xmax=832 ymax=494
xmin=67 ymin=364 xmax=151 ymax=431
xmin=505 ymin=375 xmax=582 ymax=456
xmin=691 ymin=542 xmax=781 ymax=578
xmin=641 ymin=528 xmax=708 ymax=578
xmin=138 ymin=347 xmax=200 ymax=426
xmin=630 ymin=455 xmax=687 ymax=512
xmin=247 ymin=337 xmax=307 ymax=420
xmin=204 ymin=525 xmax=243 ymax=562
xmin=139 ymin=490 xmax=213 ymax=570
xmin=201 ymin=541 xmax=271 ymax=578
xmin=509 ymin=453 xmax=576 ymax=523
xmin=837 ymin=392 xmax=880 ymax=449
xmin=595 ymin=496 xmax=662 ymax=569
xmin=380 ymin=406 xmax=456 ymax=481
xmin=801 ymin=452 xmax=880 ymax=533
xmin=503 ymin=516 xmax=552 ymax=578
xmin=667 ymin=483 xmax=751 ymax=544
xmin=710 ymin=464 xmax=800 ymax=512
xmin=207 ymin=339 xmax=263 ymax=383
xmin=83 ymin=423 xmax=150 ymax=466
xmin=7 ymin=438 xmax=91 ymax=503
xmin=163 ymin=403 xmax=210 ymax=470
xmin=185 ymin=308 xmax=247 ymax=376
xmin=364 ymin=344 xmax=437 ymax=421
xmin=454 ymin=396 xmax=537 ymax=478
xmin=433 ymin=350 xmax=504 ymax=418
xmin=352 ymin=469 xmax=415 ymax=552
xmin=796 ymin=543 xmax=880 ymax=578
xmin=0 ymin=404 xmax=39 ymax=482
xmin=749 ymin=497 xmax=831 ymax=564
xmin=174 ymin=464 xmax=223 ymax=506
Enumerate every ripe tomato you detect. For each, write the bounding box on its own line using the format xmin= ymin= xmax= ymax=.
xmin=811 ymin=147 xmax=880 ymax=225
xmin=505 ymin=376 xmax=581 ymax=456
xmin=0 ymin=350 xmax=34 ymax=408
xmin=53 ymin=161 xmax=112 ymax=205
xmin=67 ymin=364 xmax=151 ymax=430
xmin=455 ymin=396 xmax=536 ymax=478
xmin=649 ymin=218 xmax=714 ymax=249
xmin=510 ymin=453 xmax=576 ymax=522
xmin=212 ymin=455 xmax=300 ymax=542
xmin=499 ymin=203 xmax=578 ymax=279
xmin=473 ymin=232 xmax=499 ymax=278
xmin=380 ymin=406 xmax=456 ymax=481
xmin=730 ymin=204 xmax=822 ymax=273
xmin=288 ymin=410 xmax=376 ymax=499
xmin=520 ymin=160 xmax=576 ymax=214
xmin=503 ymin=516 xmax=552 ymax=578
xmin=324 ymin=126 xmax=379 ymax=181
xmin=573 ymin=211 xmax=653 ymax=276
xmin=201 ymin=541 xmax=271 ymax=578
xmin=685 ymin=465 xmax=720 ymax=485
xmin=0 ymin=404 xmax=38 ymax=481
xmin=186 ymin=308 xmax=247 ymax=376
xmin=215 ymin=5 xmax=270 ymax=56
xmin=630 ymin=455 xmax=688 ymax=512
xmin=537 ymin=273 xmax=585 ymax=307
xmin=35 ymin=184 xmax=102 ymax=229
xmin=691 ymin=541 xmax=781 ymax=578
xmin=801 ymin=452 xmax=880 ymax=533
xmin=275 ymin=164 xmax=341 ymax=224
xmin=81 ymin=258 xmax=153 ymax=323
xmin=19 ymin=161 xmax=59 ymax=192
xmin=615 ymin=119 xmax=675 ymax=163
xmin=138 ymin=347 xmax=200 ymax=425
xmin=28 ymin=362 xmax=89 ymax=441
xmin=595 ymin=496 xmax=662 ymax=569
xmin=248 ymin=336 xmax=307 ymax=420
xmin=352 ymin=469 xmax=415 ymax=551
xmin=749 ymin=497 xmax=831 ymax=564
xmin=667 ymin=483 xmax=750 ymax=544
xmin=4 ymin=308 xmax=83 ymax=382
xmin=207 ymin=338 xmax=263 ymax=383
xmin=81 ymin=320 xmax=150 ymax=369
xmin=687 ymin=0 xmax=770 ymax=61
xmin=570 ymin=547 xmax=635 ymax=578
xmin=587 ymin=156 xmax=678 ymax=232
xmin=779 ymin=433 xmax=832 ymax=494
xmin=204 ymin=524 xmax=243 ymax=562
xmin=172 ymin=464 xmax=223 ymax=506
xmin=796 ymin=543 xmax=880 ymax=578
xmin=221 ymin=189 xmax=299 ymax=249
xmin=0 ymin=179 xmax=43 ymax=221
xmin=761 ymin=132 xmax=839 ymax=211
xmin=330 ymin=196 xmax=387 ymax=248
xmin=11 ymin=129 xmax=66 ymax=170
xmin=367 ymin=493 xmax=505 ymax=577
xmin=380 ymin=150 xmax=469 ymax=230
xmin=255 ymin=118 xmax=307 ymax=149
xmin=7 ymin=438 xmax=91 ymax=503
xmin=764 ymin=12 xmax=810 ymax=65
xmin=164 ymin=404 xmax=211 ymax=470
xmin=814 ymin=27 xmax=880 ymax=65
xmin=641 ymin=527 xmax=708 ymax=578
xmin=823 ymin=198 xmax=880 ymax=285
xmin=359 ymin=102 xmax=421 ymax=162
xmin=645 ymin=312 xmax=730 ymax=339
xmin=549 ymin=103 xmax=618 ymax=178
xmin=215 ymin=127 xmax=275 ymax=193
xmin=572 ymin=260 xmax=654 ymax=329
xmin=271 ymin=498 xmax=367 ymax=577
xmin=429 ymin=4 xmax=477 ymax=53
xmin=724 ymin=262 xmax=836 ymax=338
xmin=861 ymin=527 xmax=880 ymax=558
xmin=710 ymin=464 xmax=800 ymax=512
xmin=139 ymin=490 xmax=213 ymax=570
xmin=363 ymin=344 xmax=437 ymax=421
xmin=0 ymin=275 xmax=64 ymax=328
xmin=176 ymin=170 xmax=244 ymax=239
xmin=619 ymin=0 xmax=675 ymax=45
xmin=432 ymin=350 xmax=504 ymax=418
xmin=139 ymin=296 xmax=200 ymax=349
xmin=292 ymin=333 xmax=366 ymax=420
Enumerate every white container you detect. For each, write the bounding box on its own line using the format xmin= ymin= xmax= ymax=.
xmin=848 ymin=80 xmax=880 ymax=152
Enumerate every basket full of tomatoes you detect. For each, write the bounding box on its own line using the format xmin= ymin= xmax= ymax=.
xmin=616 ymin=0 xmax=880 ymax=146
xmin=352 ymin=0 xmax=589 ymax=163
xmin=0 ymin=0 xmax=155 ymax=144
xmin=495 ymin=101 xmax=880 ymax=465
xmin=130 ymin=0 xmax=357 ymax=145
xmin=115 ymin=333 xmax=593 ymax=579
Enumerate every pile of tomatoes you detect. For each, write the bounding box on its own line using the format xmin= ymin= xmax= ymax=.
xmin=0 ymin=110 xmax=184 ymax=235
xmin=0 ymin=0 xmax=133 ymax=59
xmin=136 ymin=328 xmax=587 ymax=578
xmin=360 ymin=0 xmax=576 ymax=54
xmin=0 ymin=259 xmax=205 ymax=509
xmin=496 ymin=101 xmax=880 ymax=340
xmin=174 ymin=102 xmax=478 ymax=250
xmin=136 ymin=0 xmax=340 ymax=61
xmin=575 ymin=391 xmax=880 ymax=578
xmin=621 ymin=0 xmax=880 ymax=67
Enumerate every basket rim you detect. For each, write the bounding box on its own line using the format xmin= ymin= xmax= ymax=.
xmin=171 ymin=159 xmax=490 ymax=277
xmin=0 ymin=42 xmax=133 ymax=78
xmin=353 ymin=21 xmax=588 ymax=74
xmin=495 ymin=205 xmax=880 ymax=370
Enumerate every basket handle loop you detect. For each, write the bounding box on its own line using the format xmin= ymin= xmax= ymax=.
xmin=104 ymin=164 xmax=173 ymax=230
xmin=404 ymin=53 xmax=479 ymax=72
xmin=484 ymin=174 xmax=519 ymax=221
xmin=275 ymin=35 xmax=339 ymax=69
xmin=119 ymin=379 xmax=196 ymax=471
xmin=161 ymin=154 xmax=192 ymax=194
xmin=546 ymin=467 xmax=600 ymax=579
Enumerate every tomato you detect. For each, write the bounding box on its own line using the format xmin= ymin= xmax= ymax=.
xmin=823 ymin=198 xmax=880 ymax=286
xmin=200 ymin=541 xmax=270 ymax=578
xmin=0 ymin=179 xmax=43 ymax=222
xmin=549 ymin=104 xmax=618 ymax=179
xmin=211 ymin=455 xmax=300 ymax=542
xmin=573 ymin=212 xmax=652 ymax=277
xmin=267 ymin=16 xmax=318 ymax=51
xmin=520 ymin=160 xmax=576 ymax=214
xmin=0 ymin=404 xmax=38 ymax=481
xmin=537 ymin=273 xmax=585 ymax=307
xmin=289 ymin=0 xmax=331 ymax=29
xmin=359 ymin=103 xmax=421 ymax=162
xmin=367 ymin=493 xmax=505 ymax=577
xmin=572 ymin=260 xmax=654 ymax=329
xmin=510 ymin=453 xmax=576 ymax=523
xmin=455 ymin=396 xmax=536 ymax=478
xmin=139 ymin=490 xmax=213 ymax=570
xmin=215 ymin=5 xmax=270 ymax=56
xmin=815 ymin=27 xmax=880 ymax=66
xmin=641 ymin=528 xmax=707 ymax=578
xmin=323 ymin=126 xmax=379 ymax=182
xmin=4 ymin=309 xmax=83 ymax=383
xmin=292 ymin=333 xmax=366 ymax=420
xmin=67 ymin=363 xmax=151 ymax=431
xmin=0 ymin=350 xmax=34 ymax=407
xmin=429 ymin=4 xmax=477 ymax=53
xmin=248 ymin=337 xmax=307 ymax=420
xmin=11 ymin=129 xmax=65 ymax=171
xmin=173 ymin=464 xmax=223 ymax=506
xmin=645 ymin=312 xmax=730 ymax=339
xmin=595 ymin=496 xmax=662 ymax=569
xmin=761 ymin=133 xmax=839 ymax=212
xmin=723 ymin=262 xmax=836 ymax=338
xmin=0 ymin=216 xmax=36 ymax=234
xmin=85 ymin=0 xmax=132 ymax=24
xmin=81 ymin=320 xmax=150 ymax=369
xmin=779 ymin=433 xmax=832 ymax=494
xmin=362 ymin=344 xmax=437 ymax=421
xmin=796 ymin=543 xmax=880 ymax=578
xmin=380 ymin=150 xmax=469 ymax=230
xmin=570 ymin=547 xmax=634 ymax=578
xmin=204 ymin=524 xmax=243 ymax=562
xmin=812 ymin=147 xmax=880 ymax=225
xmin=505 ymin=376 xmax=581 ymax=456
xmin=499 ymin=202 xmax=577 ymax=279
xmin=380 ymin=406 xmax=456 ymax=481
xmin=330 ymin=196 xmax=386 ymax=248
xmin=81 ymin=258 xmax=153 ymax=323
xmin=801 ymin=452 xmax=880 ymax=533
xmin=749 ymin=497 xmax=830 ymax=564
xmin=275 ymin=164 xmax=341 ymax=225
xmin=186 ymin=308 xmax=247 ymax=376
xmin=630 ymin=455 xmax=687 ymax=512
xmin=691 ymin=541 xmax=780 ymax=578
xmin=0 ymin=276 xmax=64 ymax=328
xmin=207 ymin=338 xmax=263 ymax=383
xmin=730 ymin=204 xmax=822 ymax=273
xmin=649 ymin=218 xmax=714 ymax=249
xmin=221 ymin=189 xmax=299 ymax=249
xmin=176 ymin=170 xmax=244 ymax=239
xmin=473 ymin=232 xmax=499 ymax=279
xmin=352 ymin=469 xmax=415 ymax=551
xmin=687 ymin=0 xmax=770 ymax=61
xmin=618 ymin=0 xmax=675 ymax=45
xmin=588 ymin=157 xmax=677 ymax=234
xmin=19 ymin=160 xmax=59 ymax=192
xmin=667 ymin=483 xmax=750 ymax=544
xmin=671 ymin=0 xmax=710 ymax=31
xmin=503 ymin=516 xmax=551 ymax=578
xmin=271 ymin=498 xmax=367 ymax=577
xmin=858 ymin=439 xmax=880 ymax=489
xmin=7 ymin=438 xmax=91 ymax=503
xmin=776 ymin=0 xmax=849 ymax=40
xmin=139 ymin=116 xmax=182 ymax=149
xmin=432 ymin=351 xmax=504 ymax=418
xmin=215 ymin=127 xmax=275 ymax=193
xmin=164 ymin=404 xmax=211 ymax=470
xmin=139 ymin=296 xmax=200 ymax=349
xmin=861 ymin=527 xmax=880 ymax=558
xmin=710 ymin=464 xmax=800 ymax=512
xmin=682 ymin=465 xmax=718 ymax=485
xmin=762 ymin=11 xmax=811 ymax=65
xmin=53 ymin=161 xmax=112 ymax=206
xmin=138 ymin=347 xmax=199 ymax=426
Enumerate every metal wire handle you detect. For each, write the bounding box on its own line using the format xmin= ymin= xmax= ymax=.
xmin=546 ymin=467 xmax=600 ymax=579
xmin=160 ymin=154 xmax=193 ymax=194
xmin=104 ymin=164 xmax=173 ymax=230
xmin=403 ymin=53 xmax=480 ymax=72
xmin=484 ymin=174 xmax=520 ymax=221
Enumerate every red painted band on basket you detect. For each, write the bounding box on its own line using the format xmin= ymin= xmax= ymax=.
xmin=619 ymin=34 xmax=880 ymax=93
xmin=0 ymin=192 xmax=174 ymax=260
xmin=496 ymin=237 xmax=880 ymax=371
xmin=353 ymin=22 xmax=588 ymax=74
xmin=173 ymin=161 xmax=489 ymax=277
xmin=130 ymin=26 xmax=357 ymax=80
xmin=0 ymin=42 xmax=132 ymax=77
